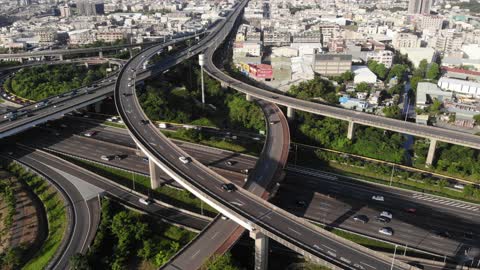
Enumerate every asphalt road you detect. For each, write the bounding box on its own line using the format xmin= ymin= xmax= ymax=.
xmin=21 ymin=120 xmax=480 ymax=262
xmin=1 ymin=150 xmax=100 ymax=270
xmin=202 ymin=38 xmax=480 ymax=151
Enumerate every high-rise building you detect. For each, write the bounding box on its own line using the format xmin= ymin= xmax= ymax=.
xmin=59 ymin=4 xmax=72 ymax=18
xmin=408 ymin=0 xmax=432 ymax=14
xmin=76 ymin=0 xmax=104 ymax=16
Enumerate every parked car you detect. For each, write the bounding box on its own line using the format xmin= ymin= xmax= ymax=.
xmin=371 ymin=195 xmax=384 ymax=201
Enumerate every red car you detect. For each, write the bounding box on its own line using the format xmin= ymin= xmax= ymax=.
xmin=405 ymin=208 xmax=417 ymax=214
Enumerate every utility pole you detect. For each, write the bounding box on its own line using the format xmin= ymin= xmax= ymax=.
xmin=199 ymin=54 xmax=205 ymax=104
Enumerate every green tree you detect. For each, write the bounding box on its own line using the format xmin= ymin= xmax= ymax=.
xmin=426 ymin=63 xmax=440 ymax=80
xmin=355 ymin=82 xmax=371 ymax=92
xmin=410 ymin=76 xmax=422 ymax=91
xmin=70 ymin=253 xmax=91 ymax=270
xmin=473 ymin=114 xmax=480 ymax=125
xmin=417 ymin=59 xmax=429 ymax=78
xmin=204 ymin=253 xmax=240 ymax=270
xmin=382 ymin=105 xmax=402 ymax=119
xmin=387 ymin=64 xmax=407 ymax=81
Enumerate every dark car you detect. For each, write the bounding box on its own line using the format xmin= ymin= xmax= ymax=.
xmin=141 ymin=119 xmax=149 ymax=125
xmin=296 ymin=200 xmax=307 ymax=208
xmin=221 ymin=183 xmax=236 ymax=192
xmin=375 ymin=216 xmax=391 ymax=223
xmin=142 ymin=157 xmax=149 ymax=162
xmin=432 ymin=230 xmax=451 ymax=238
xmin=353 ymin=215 xmax=369 ymax=224
xmin=115 ymin=154 xmax=127 ymax=160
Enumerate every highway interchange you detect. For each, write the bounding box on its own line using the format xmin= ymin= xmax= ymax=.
xmin=14 ymin=118 xmax=480 ymax=262
xmin=0 ymin=0 xmax=479 ymax=269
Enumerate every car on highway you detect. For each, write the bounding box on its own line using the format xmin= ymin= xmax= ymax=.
xmin=375 ymin=216 xmax=391 ymax=223
xmin=84 ymin=131 xmax=97 ymax=137
xmin=378 ymin=227 xmax=393 ymax=236
xmin=139 ymin=197 xmax=153 ymax=206
xmin=225 ymin=161 xmax=234 ymax=166
xmin=371 ymin=195 xmax=384 ymax=201
xmin=141 ymin=119 xmax=149 ymax=125
xmin=179 ymin=156 xmax=190 ymax=164
xmin=353 ymin=215 xmax=369 ymax=224
xmin=142 ymin=157 xmax=149 ymax=162
xmin=432 ymin=230 xmax=451 ymax=238
xmin=380 ymin=211 xmax=392 ymax=220
xmin=115 ymin=154 xmax=126 ymax=160
xmin=221 ymin=183 xmax=236 ymax=192
xmin=35 ymin=100 xmax=49 ymax=108
xmin=101 ymin=155 xmax=114 ymax=161
xmin=221 ymin=215 xmax=229 ymax=220
xmin=269 ymin=121 xmax=275 ymax=125
xmin=405 ymin=207 xmax=417 ymax=214
xmin=296 ymin=200 xmax=307 ymax=208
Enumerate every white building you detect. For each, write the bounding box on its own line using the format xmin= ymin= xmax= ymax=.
xmin=462 ymin=44 xmax=480 ymax=60
xmin=352 ymin=65 xmax=377 ymax=84
xmin=392 ymin=33 xmax=420 ymax=49
xmin=438 ymin=77 xmax=480 ymax=98
xmin=399 ymin=47 xmax=435 ymax=68
xmin=366 ymin=50 xmax=393 ymax=68
xmin=233 ymin=41 xmax=261 ymax=57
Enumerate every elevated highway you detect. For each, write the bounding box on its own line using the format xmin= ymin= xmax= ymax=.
xmin=114 ymin=0 xmax=417 ymax=269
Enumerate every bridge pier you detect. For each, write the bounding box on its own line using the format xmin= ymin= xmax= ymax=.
xmin=99 ymin=51 xmax=103 ymax=58
xmin=250 ymin=231 xmax=269 ymax=270
xmin=287 ymin=107 xmax=295 ymax=121
xmin=94 ymin=101 xmax=102 ymax=113
xmin=347 ymin=120 xmax=355 ymax=140
xmin=426 ymin=138 xmax=437 ymax=166
xmin=59 ymin=54 xmax=64 ymax=61
xmin=149 ymin=159 xmax=163 ymax=189
xmin=246 ymin=94 xmax=253 ymax=102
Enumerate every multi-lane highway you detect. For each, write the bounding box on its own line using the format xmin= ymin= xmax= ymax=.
xmin=114 ymin=0 xmax=416 ymax=268
xmin=0 ymin=35 xmax=201 ymax=140
xmin=162 ymin=99 xmax=290 ymax=269
xmin=18 ymin=119 xmax=480 ymax=262
xmin=0 ymin=149 xmax=101 ymax=270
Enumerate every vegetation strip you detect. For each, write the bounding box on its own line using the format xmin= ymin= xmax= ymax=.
xmin=2 ymin=162 xmax=67 ymax=270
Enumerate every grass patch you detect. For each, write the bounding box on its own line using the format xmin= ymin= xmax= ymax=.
xmin=162 ymin=129 xmax=261 ymax=156
xmin=102 ymin=121 xmax=126 ymax=129
xmin=188 ymin=117 xmax=218 ymax=128
xmin=5 ymin=163 xmax=66 ymax=270
xmin=62 ymin=156 xmax=217 ymax=216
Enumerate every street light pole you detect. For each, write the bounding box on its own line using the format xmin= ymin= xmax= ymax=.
xmin=390 ymin=244 xmax=398 ymax=270
xmin=199 ymin=54 xmax=205 ymax=105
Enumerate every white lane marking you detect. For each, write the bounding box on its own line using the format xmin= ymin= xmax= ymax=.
xmin=322 ymin=244 xmax=336 ymax=252
xmin=412 ymin=194 xmax=479 ymax=211
xmin=288 ymin=227 xmax=302 ymax=235
xmin=191 ymin=249 xmax=201 ymax=259
xmin=360 ymin=262 xmax=376 ymax=269
xmin=211 ymin=232 xmax=219 ymax=239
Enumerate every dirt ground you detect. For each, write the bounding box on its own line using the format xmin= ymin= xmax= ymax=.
xmin=0 ymin=171 xmax=43 ymax=253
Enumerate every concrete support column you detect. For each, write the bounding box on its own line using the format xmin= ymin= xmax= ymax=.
xmin=149 ymin=159 xmax=162 ymax=189
xmin=287 ymin=107 xmax=295 ymax=121
xmin=99 ymin=51 xmax=103 ymax=58
xmin=94 ymin=101 xmax=102 ymax=113
xmin=129 ymin=48 xmax=133 ymax=59
xmin=246 ymin=94 xmax=253 ymax=102
xmin=426 ymin=138 xmax=437 ymax=166
xmin=250 ymin=231 xmax=269 ymax=270
xmin=59 ymin=54 xmax=64 ymax=61
xmin=347 ymin=120 xmax=355 ymax=140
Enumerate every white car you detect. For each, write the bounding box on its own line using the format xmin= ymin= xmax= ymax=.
xmin=372 ymin=195 xmax=384 ymax=201
xmin=139 ymin=198 xmax=153 ymax=205
xmin=380 ymin=211 xmax=393 ymax=220
xmin=379 ymin=227 xmax=393 ymax=236
xmin=179 ymin=156 xmax=190 ymax=164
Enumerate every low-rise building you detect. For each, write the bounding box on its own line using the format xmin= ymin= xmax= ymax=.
xmin=233 ymin=41 xmax=262 ymax=57
xmin=313 ymin=54 xmax=352 ymax=76
xmin=438 ymin=77 xmax=480 ymax=98
xmin=392 ymin=32 xmax=421 ymax=49
xmin=416 ymin=82 xmax=452 ymax=109
xmin=366 ymin=50 xmax=393 ymax=68
xmin=352 ymin=66 xmax=377 ymax=84
xmin=399 ymin=47 xmax=435 ymax=68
